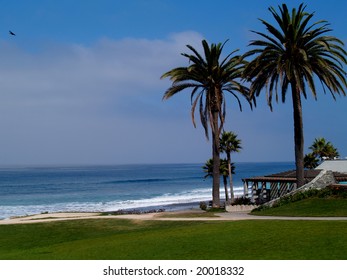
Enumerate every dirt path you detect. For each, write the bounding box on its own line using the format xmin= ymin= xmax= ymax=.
xmin=1 ymin=210 xmax=347 ymax=225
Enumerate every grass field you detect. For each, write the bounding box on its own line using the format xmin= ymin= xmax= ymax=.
xmin=1 ymin=193 xmax=346 ymax=260
xmin=1 ymin=218 xmax=347 ymax=260
xmin=251 ymin=198 xmax=347 ymax=217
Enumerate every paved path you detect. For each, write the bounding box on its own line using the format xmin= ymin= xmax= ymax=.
xmin=1 ymin=211 xmax=347 ymax=225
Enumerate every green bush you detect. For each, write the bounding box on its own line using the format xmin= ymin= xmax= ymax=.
xmin=252 ymin=204 xmax=271 ymax=212
xmin=326 ymin=186 xmax=347 ymax=198
xmin=199 ymin=201 xmax=207 ymax=211
xmin=232 ymin=196 xmax=252 ymax=205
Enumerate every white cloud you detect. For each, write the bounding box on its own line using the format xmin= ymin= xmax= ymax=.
xmin=0 ymin=32 xmax=212 ymax=165
xmin=0 ymin=31 xmax=204 ymax=110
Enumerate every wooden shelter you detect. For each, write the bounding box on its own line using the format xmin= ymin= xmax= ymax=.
xmin=242 ymin=169 xmax=347 ymax=204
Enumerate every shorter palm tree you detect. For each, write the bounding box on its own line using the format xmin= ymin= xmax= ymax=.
xmin=203 ymin=159 xmax=214 ymax=179
xmin=304 ymin=153 xmax=319 ymax=169
xmin=309 ymin=137 xmax=339 ymax=161
xmin=203 ymin=158 xmax=235 ymax=204
xmin=220 ymin=159 xmax=231 ymax=203
xmin=220 ymin=131 xmax=241 ymax=203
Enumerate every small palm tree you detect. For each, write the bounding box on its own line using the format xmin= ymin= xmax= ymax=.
xmin=220 ymin=131 xmax=241 ymax=203
xmin=304 ymin=152 xmax=319 ymax=169
xmin=203 ymin=158 xmax=235 ymax=204
xmin=244 ymin=3 xmax=347 ymax=188
xmin=323 ymin=145 xmax=339 ymax=160
xmin=203 ymin=159 xmax=214 ymax=179
xmin=221 ymin=159 xmax=236 ymax=203
xmin=309 ymin=137 xmax=339 ymax=161
xmin=309 ymin=137 xmax=328 ymax=160
xmin=162 ymin=40 xmax=251 ymax=207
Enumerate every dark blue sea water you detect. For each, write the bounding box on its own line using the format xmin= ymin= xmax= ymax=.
xmin=0 ymin=162 xmax=294 ymax=219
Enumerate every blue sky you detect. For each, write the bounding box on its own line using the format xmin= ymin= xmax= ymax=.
xmin=0 ymin=0 xmax=346 ymax=165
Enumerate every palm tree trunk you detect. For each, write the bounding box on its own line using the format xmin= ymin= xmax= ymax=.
xmin=212 ymin=111 xmax=220 ymax=208
xmin=291 ymin=83 xmax=305 ymax=188
xmin=223 ymin=175 xmax=229 ymax=203
xmin=227 ymin=153 xmax=234 ymax=204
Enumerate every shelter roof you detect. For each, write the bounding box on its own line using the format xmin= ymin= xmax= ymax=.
xmin=242 ymin=169 xmax=347 ymax=183
xmin=316 ymin=160 xmax=347 ymax=174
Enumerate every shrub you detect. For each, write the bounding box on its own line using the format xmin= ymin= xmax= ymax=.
xmin=326 ymin=185 xmax=347 ymax=198
xmin=232 ymin=196 xmax=252 ymax=205
xmin=199 ymin=201 xmax=207 ymax=211
xmin=251 ymin=204 xmax=270 ymax=213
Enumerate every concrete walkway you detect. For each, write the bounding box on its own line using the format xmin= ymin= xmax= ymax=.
xmin=1 ymin=210 xmax=347 ymax=225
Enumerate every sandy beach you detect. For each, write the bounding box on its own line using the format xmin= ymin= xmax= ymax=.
xmin=1 ymin=210 xmax=347 ymax=225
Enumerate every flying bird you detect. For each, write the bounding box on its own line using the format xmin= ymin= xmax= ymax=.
xmin=9 ymin=30 xmax=16 ymax=36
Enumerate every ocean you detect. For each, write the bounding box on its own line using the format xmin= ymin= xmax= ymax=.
xmin=0 ymin=162 xmax=294 ymax=220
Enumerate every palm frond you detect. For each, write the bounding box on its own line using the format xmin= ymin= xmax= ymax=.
xmin=163 ymin=83 xmax=201 ymax=100
xmin=191 ymin=91 xmax=203 ymax=128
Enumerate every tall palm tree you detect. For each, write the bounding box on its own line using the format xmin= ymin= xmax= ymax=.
xmin=162 ymin=40 xmax=251 ymax=207
xmin=220 ymin=131 xmax=241 ymax=203
xmin=244 ymin=3 xmax=347 ymax=188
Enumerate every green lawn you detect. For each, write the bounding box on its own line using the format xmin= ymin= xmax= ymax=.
xmin=252 ymin=198 xmax=347 ymax=217
xmin=1 ymin=218 xmax=347 ymax=260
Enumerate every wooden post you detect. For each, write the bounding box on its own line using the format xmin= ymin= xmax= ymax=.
xmin=243 ymin=180 xmax=248 ymax=197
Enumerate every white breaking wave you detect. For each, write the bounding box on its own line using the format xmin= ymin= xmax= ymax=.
xmin=104 ymin=188 xmax=212 ymax=211
xmin=0 ymin=186 xmax=245 ymax=220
